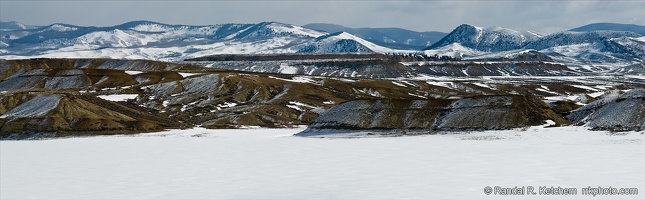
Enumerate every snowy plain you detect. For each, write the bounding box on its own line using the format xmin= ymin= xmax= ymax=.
xmin=1 ymin=126 xmax=644 ymax=200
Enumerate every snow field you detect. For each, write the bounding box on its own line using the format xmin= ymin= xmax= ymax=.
xmin=1 ymin=126 xmax=644 ymax=200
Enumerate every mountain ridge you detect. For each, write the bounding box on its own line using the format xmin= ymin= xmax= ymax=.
xmin=1 ymin=21 xmax=391 ymax=60
xmin=569 ymin=22 xmax=645 ymax=35
xmin=303 ymin=23 xmax=447 ymax=50
xmin=425 ymin=24 xmax=542 ymax=52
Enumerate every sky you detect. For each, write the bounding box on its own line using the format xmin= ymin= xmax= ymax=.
xmin=1 ymin=0 xmax=644 ymax=34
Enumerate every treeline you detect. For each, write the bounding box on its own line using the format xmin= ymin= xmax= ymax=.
xmin=185 ymin=53 xmax=460 ymax=62
xmin=383 ymin=53 xmax=461 ymax=62
xmin=185 ymin=53 xmax=386 ymax=61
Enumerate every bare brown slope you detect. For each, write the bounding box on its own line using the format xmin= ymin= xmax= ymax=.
xmin=0 ymin=93 xmax=182 ymax=136
xmin=297 ymin=95 xmax=568 ymax=136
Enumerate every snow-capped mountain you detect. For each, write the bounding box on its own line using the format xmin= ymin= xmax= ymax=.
xmin=532 ymin=32 xmax=644 ymax=63
xmin=426 ymin=24 xmax=542 ymax=52
xmin=303 ymin=23 xmax=447 ymax=50
xmin=1 ymin=21 xmax=398 ymax=61
xmin=0 ymin=21 xmax=40 ymax=31
xmin=424 ymin=24 xmax=645 ymax=66
xmin=296 ymin=32 xmax=395 ymax=53
xmin=523 ymin=31 xmax=640 ymax=50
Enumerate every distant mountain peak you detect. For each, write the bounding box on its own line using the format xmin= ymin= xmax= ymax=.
xmin=0 ymin=21 xmax=28 ymax=30
xmin=524 ymin=30 xmax=642 ymax=50
xmin=298 ymin=31 xmax=393 ymax=53
xmin=42 ymin=23 xmax=80 ymax=32
xmin=119 ymin=20 xmax=162 ymax=26
xmin=570 ymin=22 xmax=645 ymax=35
xmin=427 ymin=24 xmax=540 ymax=52
xmin=303 ymin=23 xmax=448 ymax=50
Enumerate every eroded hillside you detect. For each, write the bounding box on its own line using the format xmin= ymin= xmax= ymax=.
xmin=1 ymin=58 xmax=644 ymax=138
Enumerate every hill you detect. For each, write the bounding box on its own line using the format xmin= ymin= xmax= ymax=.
xmin=570 ymin=22 xmax=645 ymax=35
xmin=304 ymin=23 xmax=447 ymax=50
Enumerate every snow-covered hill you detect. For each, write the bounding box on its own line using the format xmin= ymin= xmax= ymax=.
xmin=424 ymin=24 xmax=645 ymax=67
xmin=535 ymin=33 xmax=645 ymax=64
xmin=296 ymin=32 xmax=395 ymax=53
xmin=303 ymin=23 xmax=447 ymax=50
xmin=426 ymin=24 xmax=542 ymax=52
xmin=523 ymin=31 xmax=640 ymax=50
xmin=569 ymin=22 xmax=645 ymax=35
xmin=0 ymin=21 xmax=399 ymax=61
xmin=0 ymin=21 xmax=36 ymax=31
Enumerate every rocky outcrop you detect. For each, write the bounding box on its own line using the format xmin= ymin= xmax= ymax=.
xmin=296 ymin=95 xmax=568 ymax=136
xmin=0 ymin=93 xmax=182 ymax=139
xmin=567 ymin=89 xmax=645 ymax=131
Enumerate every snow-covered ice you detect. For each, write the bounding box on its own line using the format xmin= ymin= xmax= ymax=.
xmin=1 ymin=126 xmax=643 ymax=200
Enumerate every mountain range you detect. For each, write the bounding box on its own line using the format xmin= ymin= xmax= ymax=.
xmin=1 ymin=21 xmax=644 ymax=66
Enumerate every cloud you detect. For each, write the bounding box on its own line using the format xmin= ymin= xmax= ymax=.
xmin=1 ymin=0 xmax=643 ymax=33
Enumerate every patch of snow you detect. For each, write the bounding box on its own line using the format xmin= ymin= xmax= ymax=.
xmin=391 ymin=81 xmax=407 ymax=87
xmin=471 ymin=82 xmax=494 ymax=90
xmin=286 ymin=104 xmax=304 ymax=111
xmin=97 ymin=94 xmax=138 ymax=102
xmin=323 ymin=101 xmax=335 ymax=105
xmin=426 ymin=81 xmax=455 ymax=89
xmin=267 ymin=23 xmax=325 ymax=38
xmin=288 ymin=101 xmax=317 ymax=109
xmin=355 ymin=88 xmax=383 ymax=98
xmin=278 ymin=63 xmax=298 ymax=74
xmin=268 ymin=76 xmax=316 ymax=83
xmin=331 ymin=32 xmax=397 ymax=53
xmin=124 ymin=71 xmax=144 ymax=75
xmin=216 ymin=102 xmax=238 ymax=110
xmin=571 ymin=85 xmax=599 ymax=91
xmin=588 ymin=92 xmax=606 ymax=98
xmin=400 ymin=81 xmax=418 ymax=87
xmin=594 ymin=85 xmax=613 ymax=90
xmin=287 ymin=101 xmax=322 ymax=113
xmin=178 ymin=73 xmax=199 ymax=78
xmin=130 ymin=24 xmax=172 ymax=32
xmin=135 ymin=77 xmax=151 ymax=84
